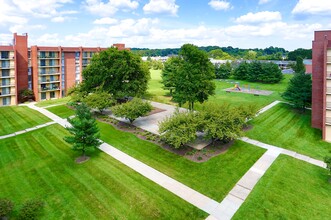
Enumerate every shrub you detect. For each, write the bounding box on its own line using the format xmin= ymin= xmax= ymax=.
xmin=0 ymin=198 xmax=14 ymax=218
xmin=112 ymin=98 xmax=152 ymax=123
xmin=18 ymin=199 xmax=44 ymax=220
xmin=325 ymin=156 xmax=331 ymax=175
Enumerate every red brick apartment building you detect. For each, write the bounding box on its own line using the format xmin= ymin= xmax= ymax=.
xmin=0 ymin=33 xmax=128 ymax=106
xmin=312 ymin=30 xmax=331 ymax=142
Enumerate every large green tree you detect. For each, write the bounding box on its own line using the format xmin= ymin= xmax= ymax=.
xmin=282 ymin=72 xmax=312 ymax=110
xmin=161 ymin=57 xmax=182 ymax=95
xmin=172 ymin=44 xmax=216 ymax=110
xmin=84 ymin=90 xmax=115 ymax=113
xmin=64 ymin=103 xmax=102 ymax=159
xmin=81 ymin=47 xmax=150 ymax=98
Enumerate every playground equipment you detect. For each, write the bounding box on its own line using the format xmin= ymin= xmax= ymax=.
xmin=234 ymin=84 xmax=241 ymax=91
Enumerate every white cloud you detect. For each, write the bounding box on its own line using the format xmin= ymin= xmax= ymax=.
xmin=9 ymin=24 xmax=46 ymax=33
xmin=93 ymin=17 xmax=118 ymax=25
xmin=235 ymin=11 xmax=282 ymax=23
xmin=208 ymin=0 xmax=232 ymax=11
xmin=143 ymin=0 xmax=179 ymax=16
xmin=292 ymin=0 xmax=331 ymax=15
xmin=0 ymin=0 xmax=28 ymax=25
xmin=51 ymin=16 xmax=66 ymax=23
xmin=83 ymin=0 xmax=139 ymax=16
xmin=259 ymin=0 xmax=271 ymax=5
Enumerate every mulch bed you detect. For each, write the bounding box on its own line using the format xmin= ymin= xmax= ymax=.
xmin=75 ymin=156 xmax=90 ymax=164
xmin=98 ymin=114 xmax=235 ymax=163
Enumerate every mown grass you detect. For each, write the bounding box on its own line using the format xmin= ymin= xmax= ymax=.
xmin=35 ymin=96 xmax=71 ymax=107
xmin=0 ymin=106 xmax=51 ymax=136
xmin=233 ymin=155 xmax=331 ymax=219
xmin=246 ymin=103 xmax=331 ymax=160
xmin=98 ymin=121 xmax=266 ymax=201
xmin=47 ymin=105 xmax=75 ymax=118
xmin=0 ymin=125 xmax=207 ymax=219
xmin=146 ymin=70 xmax=292 ymax=110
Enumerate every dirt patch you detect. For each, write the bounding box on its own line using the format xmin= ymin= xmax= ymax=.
xmin=98 ymin=116 xmax=235 ymax=163
xmin=75 ymin=156 xmax=90 ymax=164
xmin=243 ymin=125 xmax=253 ymax=131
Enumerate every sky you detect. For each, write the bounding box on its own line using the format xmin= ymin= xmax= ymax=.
xmin=0 ymin=0 xmax=331 ymax=50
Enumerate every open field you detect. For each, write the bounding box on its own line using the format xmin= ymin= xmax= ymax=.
xmin=233 ymin=155 xmax=331 ymax=219
xmin=0 ymin=106 xmax=51 ymax=136
xmin=246 ymin=103 xmax=331 ymax=160
xmin=98 ymin=121 xmax=266 ymax=201
xmin=35 ymin=96 xmax=71 ymax=107
xmin=47 ymin=105 xmax=75 ymax=118
xmin=0 ymin=125 xmax=207 ymax=219
xmin=146 ymin=70 xmax=293 ymax=110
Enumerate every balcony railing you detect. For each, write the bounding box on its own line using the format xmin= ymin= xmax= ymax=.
xmin=0 ymin=56 xmax=14 ymax=60
xmin=0 ymin=65 xmax=14 ymax=69
xmin=0 ymin=74 xmax=15 ymax=78
xmin=326 ymin=102 xmax=331 ymax=109
xmin=326 ymin=117 xmax=331 ymax=125
xmin=327 ymin=87 xmax=331 ymax=94
xmin=39 ymin=86 xmax=60 ymax=92
xmin=327 ymin=56 xmax=331 ymax=63
xmin=39 ymin=71 xmax=60 ymax=75
xmin=0 ymin=92 xmax=15 ymax=97
xmin=0 ymin=83 xmax=15 ymax=88
xmin=39 ymin=80 xmax=60 ymax=84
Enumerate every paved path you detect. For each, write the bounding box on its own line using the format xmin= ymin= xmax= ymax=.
xmin=206 ymin=149 xmax=281 ymax=220
xmin=256 ymin=100 xmax=281 ymax=116
xmin=0 ymin=121 xmax=56 ymax=140
xmin=240 ymin=137 xmax=326 ymax=168
xmin=26 ymin=103 xmax=223 ymax=216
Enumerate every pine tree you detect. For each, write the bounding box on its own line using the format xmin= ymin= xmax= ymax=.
xmin=64 ymin=103 xmax=102 ymax=160
xmin=282 ymin=72 xmax=312 ymax=110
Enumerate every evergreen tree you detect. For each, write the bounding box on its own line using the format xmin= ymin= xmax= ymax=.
xmin=282 ymin=72 xmax=312 ymax=110
xmin=293 ymin=57 xmax=306 ymax=74
xmin=64 ymin=103 xmax=102 ymax=159
xmin=233 ymin=61 xmax=249 ymax=80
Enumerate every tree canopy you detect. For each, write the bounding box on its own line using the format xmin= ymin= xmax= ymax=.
xmin=170 ymin=44 xmax=216 ymax=110
xmin=81 ymin=47 xmax=150 ymax=98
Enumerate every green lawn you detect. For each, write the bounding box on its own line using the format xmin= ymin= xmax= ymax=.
xmin=98 ymin=121 xmax=266 ymax=201
xmin=35 ymin=96 xmax=71 ymax=107
xmin=233 ymin=155 xmax=331 ymax=219
xmin=47 ymin=105 xmax=75 ymax=118
xmin=146 ymin=69 xmax=292 ymax=110
xmin=0 ymin=125 xmax=206 ymax=219
xmin=0 ymin=106 xmax=51 ymax=136
xmin=246 ymin=103 xmax=331 ymax=160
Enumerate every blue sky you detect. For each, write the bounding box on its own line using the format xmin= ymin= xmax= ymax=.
xmin=1 ymin=0 xmax=331 ymax=50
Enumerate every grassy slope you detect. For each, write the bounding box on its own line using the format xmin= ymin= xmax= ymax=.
xmin=246 ymin=103 xmax=331 ymax=160
xmin=0 ymin=106 xmax=51 ymax=136
xmin=35 ymin=96 xmax=71 ymax=107
xmin=233 ymin=155 xmax=331 ymax=219
xmin=0 ymin=125 xmax=206 ymax=219
xmin=98 ymin=121 xmax=266 ymax=201
xmin=47 ymin=105 xmax=75 ymax=118
xmin=146 ymin=70 xmax=292 ymax=110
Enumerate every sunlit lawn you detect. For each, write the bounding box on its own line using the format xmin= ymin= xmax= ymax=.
xmin=35 ymin=96 xmax=71 ymax=107
xmin=47 ymin=105 xmax=75 ymax=118
xmin=0 ymin=106 xmax=51 ymax=136
xmin=233 ymin=155 xmax=331 ymax=219
xmin=146 ymin=69 xmax=292 ymax=110
xmin=246 ymin=103 xmax=331 ymax=160
xmin=0 ymin=125 xmax=206 ymax=219
xmin=98 ymin=121 xmax=266 ymax=201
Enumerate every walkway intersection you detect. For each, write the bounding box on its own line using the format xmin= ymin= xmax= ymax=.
xmin=6 ymin=101 xmax=323 ymax=220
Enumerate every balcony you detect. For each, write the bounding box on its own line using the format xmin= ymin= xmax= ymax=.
xmin=326 ymin=102 xmax=331 ymax=109
xmin=38 ymin=56 xmax=59 ymax=59
xmin=39 ymin=71 xmax=60 ymax=76
xmin=326 ymin=117 xmax=331 ymax=125
xmin=0 ymin=56 xmax=14 ymax=60
xmin=0 ymin=83 xmax=15 ymax=88
xmin=0 ymin=74 xmax=15 ymax=78
xmin=327 ymin=87 xmax=331 ymax=94
xmin=39 ymin=79 xmax=60 ymax=84
xmin=0 ymin=64 xmax=14 ymax=69
xmin=39 ymin=87 xmax=60 ymax=92
xmin=0 ymin=92 xmax=15 ymax=97
xmin=327 ymin=56 xmax=331 ymax=63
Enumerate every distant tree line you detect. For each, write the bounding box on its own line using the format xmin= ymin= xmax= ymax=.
xmin=132 ymin=46 xmax=312 ymax=61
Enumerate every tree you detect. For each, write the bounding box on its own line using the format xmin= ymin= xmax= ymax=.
xmin=287 ymin=48 xmax=312 ymax=61
xmin=293 ymin=57 xmax=306 ymax=74
xmin=0 ymin=198 xmax=14 ymax=219
xmin=200 ymin=103 xmax=245 ymax=144
xmin=215 ymin=62 xmax=232 ymax=79
xmin=64 ymin=103 xmax=102 ymax=159
xmin=84 ymin=91 xmax=115 ymax=113
xmin=233 ymin=61 xmax=249 ymax=80
xmin=247 ymin=61 xmax=263 ymax=82
xmin=111 ymin=98 xmax=152 ymax=123
xmin=18 ymin=199 xmax=44 ymax=220
xmin=158 ymin=110 xmax=200 ymax=148
xmin=208 ymin=49 xmax=233 ymax=60
xmin=161 ymin=57 xmax=181 ymax=95
xmin=244 ymin=50 xmax=257 ymax=60
xmin=67 ymin=84 xmax=87 ymax=105
xmin=281 ymin=72 xmax=312 ymax=110
xmin=81 ymin=47 xmax=150 ymax=99
xmin=259 ymin=62 xmax=283 ymax=83
xmin=172 ymin=44 xmax=216 ymax=110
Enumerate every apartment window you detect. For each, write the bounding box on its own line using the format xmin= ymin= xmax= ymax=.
xmin=41 ymin=93 xmax=46 ymax=100
xmin=2 ymin=69 xmax=9 ymax=77
xmin=2 ymin=97 xmax=10 ymax=106
xmin=50 ymin=75 xmax=55 ymax=81
xmin=2 ymin=87 xmax=10 ymax=95
xmin=2 ymin=78 xmax=9 ymax=86
xmin=1 ymin=61 xmax=10 ymax=68
xmin=1 ymin=51 xmax=9 ymax=59
xmin=50 ymin=91 xmax=55 ymax=99
xmin=75 ymin=52 xmax=80 ymax=58
xmin=40 ymin=59 xmax=46 ymax=66
xmin=40 ymin=51 xmax=46 ymax=58
xmin=28 ymin=82 xmax=32 ymax=90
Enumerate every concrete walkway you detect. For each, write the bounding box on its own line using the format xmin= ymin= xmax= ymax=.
xmin=0 ymin=121 xmax=56 ymax=140
xmin=206 ymin=149 xmax=281 ymax=220
xmin=26 ymin=103 xmax=223 ymax=216
xmin=256 ymin=100 xmax=281 ymax=116
xmin=240 ymin=137 xmax=326 ymax=168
